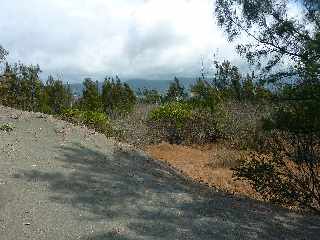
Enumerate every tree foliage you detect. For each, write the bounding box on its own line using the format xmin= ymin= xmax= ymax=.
xmin=0 ymin=46 xmax=8 ymax=63
xmin=190 ymin=79 xmax=223 ymax=112
xmin=81 ymin=78 xmax=101 ymax=112
xmin=0 ymin=59 xmax=73 ymax=114
xmin=216 ymin=0 xmax=320 ymax=211
xmin=215 ymin=0 xmax=319 ymax=81
xmin=40 ymin=75 xmax=73 ymax=114
xmin=101 ymin=76 xmax=136 ymax=115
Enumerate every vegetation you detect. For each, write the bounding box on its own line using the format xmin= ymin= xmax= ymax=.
xmin=138 ymin=88 xmax=162 ymax=104
xmin=0 ymin=0 xmax=318 ymax=213
xmin=0 ymin=45 xmax=8 ymax=63
xmin=0 ymin=123 xmax=14 ymax=132
xmin=81 ymin=78 xmax=101 ymax=112
xmin=164 ymin=77 xmax=187 ymax=102
xmin=40 ymin=75 xmax=73 ymax=114
xmin=101 ymin=76 xmax=136 ymax=116
xmin=0 ymin=62 xmax=72 ymax=114
xmin=216 ymin=0 xmax=320 ymax=212
xmin=147 ymin=102 xmax=224 ymax=145
xmin=61 ymin=108 xmax=112 ymax=135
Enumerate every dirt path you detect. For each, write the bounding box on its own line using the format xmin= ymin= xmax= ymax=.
xmin=0 ymin=106 xmax=319 ymax=240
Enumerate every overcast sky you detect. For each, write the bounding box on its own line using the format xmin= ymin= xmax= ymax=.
xmin=0 ymin=0 xmax=239 ymax=82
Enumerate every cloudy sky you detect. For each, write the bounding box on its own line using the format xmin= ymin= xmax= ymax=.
xmin=0 ymin=0 xmax=238 ymax=82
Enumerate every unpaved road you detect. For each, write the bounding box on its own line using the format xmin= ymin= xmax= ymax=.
xmin=0 ymin=106 xmax=319 ymax=240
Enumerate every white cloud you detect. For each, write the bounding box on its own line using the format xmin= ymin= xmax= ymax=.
xmin=0 ymin=0 xmax=236 ymax=81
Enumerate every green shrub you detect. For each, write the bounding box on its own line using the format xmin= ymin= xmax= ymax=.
xmin=61 ymin=109 xmax=112 ymax=135
xmin=0 ymin=123 xmax=14 ymax=132
xmin=60 ymin=108 xmax=83 ymax=124
xmin=148 ymin=102 xmax=192 ymax=129
xmin=147 ymin=102 xmax=223 ymax=144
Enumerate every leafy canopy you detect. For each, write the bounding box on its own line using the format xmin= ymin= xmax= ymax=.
xmin=215 ymin=0 xmax=320 ymax=81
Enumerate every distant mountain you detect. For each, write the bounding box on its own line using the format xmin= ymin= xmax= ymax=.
xmin=70 ymin=77 xmax=197 ymax=96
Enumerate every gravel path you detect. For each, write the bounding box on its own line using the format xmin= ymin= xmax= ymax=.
xmin=0 ymin=106 xmax=319 ymax=240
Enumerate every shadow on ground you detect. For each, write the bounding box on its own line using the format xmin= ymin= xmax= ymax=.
xmin=20 ymin=144 xmax=320 ymax=239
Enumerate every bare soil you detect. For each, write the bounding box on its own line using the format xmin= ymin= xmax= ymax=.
xmin=145 ymin=143 xmax=258 ymax=198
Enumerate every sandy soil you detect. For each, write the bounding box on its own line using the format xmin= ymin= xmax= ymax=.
xmin=145 ymin=143 xmax=257 ymax=198
xmin=0 ymin=106 xmax=320 ymax=240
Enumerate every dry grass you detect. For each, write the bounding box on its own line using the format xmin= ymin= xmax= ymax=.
xmin=145 ymin=142 xmax=260 ymax=199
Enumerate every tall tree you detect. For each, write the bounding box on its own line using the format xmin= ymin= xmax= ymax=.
xmin=0 ymin=63 xmax=43 ymax=111
xmin=0 ymin=45 xmax=8 ymax=63
xmin=213 ymin=60 xmax=242 ymax=100
xmin=242 ymin=72 xmax=256 ymax=101
xmin=215 ymin=0 xmax=320 ymax=83
xmin=81 ymin=78 xmax=101 ymax=111
xmin=216 ymin=0 xmax=320 ymax=211
xmin=40 ymin=75 xmax=73 ymax=114
xmin=101 ymin=76 xmax=136 ymax=115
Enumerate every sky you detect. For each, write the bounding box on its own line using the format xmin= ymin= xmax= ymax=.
xmin=0 ymin=0 xmax=239 ymax=82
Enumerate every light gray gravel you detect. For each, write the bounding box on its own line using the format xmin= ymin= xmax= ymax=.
xmin=0 ymin=106 xmax=319 ymax=240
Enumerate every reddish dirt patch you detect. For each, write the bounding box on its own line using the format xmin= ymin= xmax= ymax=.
xmin=145 ymin=142 xmax=259 ymax=198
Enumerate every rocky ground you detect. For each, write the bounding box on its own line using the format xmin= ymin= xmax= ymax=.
xmin=0 ymin=106 xmax=319 ymax=240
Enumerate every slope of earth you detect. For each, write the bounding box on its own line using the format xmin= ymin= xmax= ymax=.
xmin=0 ymin=106 xmax=319 ymax=240
xmin=145 ymin=143 xmax=257 ymax=198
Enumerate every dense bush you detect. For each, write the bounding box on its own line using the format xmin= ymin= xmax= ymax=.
xmin=147 ymin=102 xmax=223 ymax=145
xmin=234 ymin=132 xmax=320 ymax=212
xmin=61 ymin=108 xmax=113 ymax=135
xmin=234 ymin=84 xmax=320 ymax=212
xmin=221 ymin=101 xmax=271 ymax=150
xmin=148 ymin=102 xmax=192 ymax=128
xmin=0 ymin=123 xmax=14 ymax=132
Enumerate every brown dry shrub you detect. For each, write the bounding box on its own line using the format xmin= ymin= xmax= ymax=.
xmin=221 ymin=101 xmax=272 ymax=150
xmin=235 ymin=132 xmax=320 ymax=212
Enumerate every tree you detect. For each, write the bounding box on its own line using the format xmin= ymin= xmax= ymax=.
xmin=81 ymin=78 xmax=101 ymax=112
xmin=165 ymin=77 xmax=186 ymax=102
xmin=215 ymin=0 xmax=319 ymax=82
xmin=101 ymin=76 xmax=136 ymax=115
xmin=0 ymin=62 xmax=43 ymax=111
xmin=190 ymin=78 xmax=222 ymax=113
xmin=242 ymin=72 xmax=255 ymax=101
xmin=213 ymin=60 xmax=242 ymax=100
xmin=40 ymin=75 xmax=73 ymax=114
xmin=216 ymin=0 xmax=320 ymax=211
xmin=0 ymin=45 xmax=8 ymax=63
